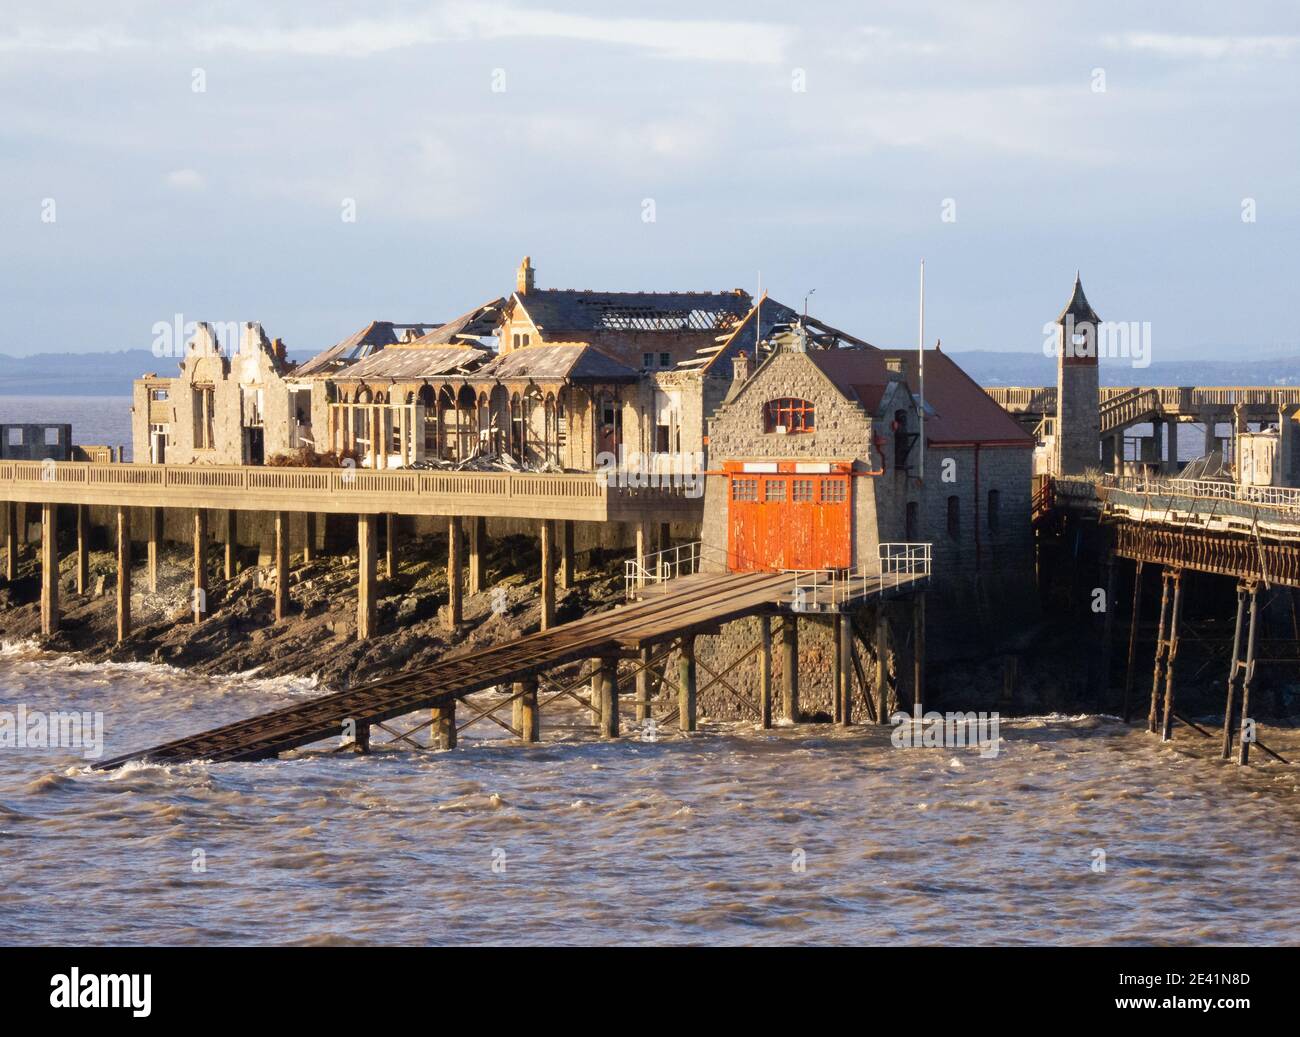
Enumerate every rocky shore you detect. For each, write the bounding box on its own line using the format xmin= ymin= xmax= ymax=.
xmin=0 ymin=531 xmax=625 ymax=688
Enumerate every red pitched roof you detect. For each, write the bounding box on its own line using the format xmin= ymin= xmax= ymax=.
xmin=806 ymin=347 xmax=1032 ymax=447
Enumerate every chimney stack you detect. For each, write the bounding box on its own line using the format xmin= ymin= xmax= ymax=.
xmin=732 ymin=351 xmax=751 ymax=383
xmin=517 ymin=255 xmax=535 ymax=294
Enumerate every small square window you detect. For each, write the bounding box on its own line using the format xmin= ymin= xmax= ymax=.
xmin=792 ymin=479 xmax=814 ymax=503
xmin=764 ymin=479 xmax=786 ymax=502
xmin=820 ymin=480 xmax=846 ymax=503
xmin=659 ymin=353 xmax=671 ymax=368
xmin=643 ymin=353 xmax=654 ymax=369
xmin=7 ymin=428 xmax=21 ymax=446
xmin=731 ymin=478 xmax=758 ymax=502
xmin=45 ymin=427 xmax=60 ymax=445
xmin=512 ymin=333 xmax=521 ymax=348
xmin=151 ymin=388 xmax=169 ymax=401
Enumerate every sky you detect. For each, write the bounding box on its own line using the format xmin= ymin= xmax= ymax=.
xmin=2 ymin=1 xmax=1298 ymax=362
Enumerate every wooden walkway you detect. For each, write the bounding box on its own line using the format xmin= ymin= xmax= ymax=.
xmin=96 ymin=568 xmax=921 ymax=767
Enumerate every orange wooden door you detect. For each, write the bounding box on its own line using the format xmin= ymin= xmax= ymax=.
xmin=727 ymin=468 xmax=851 ymax=571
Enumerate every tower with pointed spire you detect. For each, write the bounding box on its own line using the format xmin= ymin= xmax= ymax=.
xmin=1053 ymin=272 xmax=1101 ymax=475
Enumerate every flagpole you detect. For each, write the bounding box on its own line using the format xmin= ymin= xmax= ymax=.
xmin=918 ymin=259 xmax=925 ymax=481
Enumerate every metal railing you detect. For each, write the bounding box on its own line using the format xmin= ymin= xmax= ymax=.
xmin=786 ymin=542 xmax=933 ymax=610
xmin=1101 ymin=473 xmax=1300 ymax=517
xmin=624 ymin=541 xmax=709 ymax=598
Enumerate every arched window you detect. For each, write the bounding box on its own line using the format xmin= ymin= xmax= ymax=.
xmin=763 ymin=398 xmax=815 ymax=434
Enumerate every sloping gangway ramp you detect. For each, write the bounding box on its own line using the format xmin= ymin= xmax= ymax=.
xmin=95 ymin=568 xmax=921 ymax=767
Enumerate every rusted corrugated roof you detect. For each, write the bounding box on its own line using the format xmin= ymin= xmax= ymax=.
xmin=478 ymin=344 xmax=639 ymax=382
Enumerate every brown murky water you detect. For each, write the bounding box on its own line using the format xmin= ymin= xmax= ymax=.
xmin=2 ymin=640 xmax=1298 ymax=946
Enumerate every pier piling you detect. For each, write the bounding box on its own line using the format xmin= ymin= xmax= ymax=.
xmin=193 ymin=508 xmax=208 ymax=624
xmin=678 ymin=635 xmax=697 ymax=732
xmin=758 ymin=615 xmax=773 ymax=729
xmin=274 ymin=511 xmax=289 ymax=621
xmin=75 ymin=504 xmax=89 ymax=595
xmin=116 ymin=505 xmax=131 ymax=642
xmin=357 ymin=514 xmax=376 ymax=640
xmin=781 ymin=617 xmax=799 ymax=723
xmin=445 ymin=516 xmax=462 ymax=630
xmin=40 ymin=503 xmax=58 ymax=636
xmin=148 ymin=507 xmax=162 ymax=593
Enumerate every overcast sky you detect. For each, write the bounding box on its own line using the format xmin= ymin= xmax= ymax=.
xmin=2 ymin=1 xmax=1297 ymax=361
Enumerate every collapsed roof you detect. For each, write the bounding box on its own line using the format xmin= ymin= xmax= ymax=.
xmin=294 ymin=320 xmax=442 ymax=377
xmin=513 ymin=289 xmax=752 ymax=335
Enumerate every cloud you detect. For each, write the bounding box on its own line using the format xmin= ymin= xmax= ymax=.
xmin=1106 ymin=32 xmax=1300 ymax=60
xmin=166 ymin=169 xmax=205 ymax=190
xmin=193 ymin=3 xmax=791 ymax=64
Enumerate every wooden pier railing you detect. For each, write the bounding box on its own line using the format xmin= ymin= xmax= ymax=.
xmin=0 ymin=460 xmax=703 ymax=523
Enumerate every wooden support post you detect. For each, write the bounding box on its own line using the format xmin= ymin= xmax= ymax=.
xmin=513 ymin=678 xmax=539 ymax=743
xmin=385 ymin=513 xmax=397 ymax=579
xmin=40 ymin=503 xmax=58 ymax=636
xmin=1160 ymin=571 xmax=1183 ymax=742
xmin=223 ymin=509 xmax=237 ymax=581
xmin=75 ymin=505 xmax=89 ymax=595
xmin=539 ymin=519 xmax=555 ymax=630
xmin=116 ymin=505 xmax=131 ymax=642
xmin=678 ymin=635 xmax=697 ymax=732
xmin=636 ymin=646 xmax=652 ymax=723
xmin=1238 ymin=586 xmax=1260 ymax=765
xmin=1221 ymin=583 xmax=1248 ymax=761
xmin=758 ymin=615 xmax=773 ymax=729
xmin=839 ymin=609 xmax=853 ymax=726
xmin=781 ymin=616 xmax=799 ymax=723
xmin=468 ymin=516 xmax=486 ymax=594
xmin=303 ymin=513 xmax=316 ymax=564
xmin=588 ymin=659 xmax=603 ymax=727
xmin=1100 ymin=553 xmax=1118 ymax=703
xmin=559 ymin=519 xmax=574 ymax=590
xmin=445 ymin=516 xmax=462 ymax=630
xmin=274 ymin=511 xmax=290 ymax=622
xmin=874 ymin=607 xmax=890 ymax=724
xmin=192 ymin=508 xmax=208 ymax=624
xmin=1123 ymin=560 xmax=1144 ymax=723
xmin=635 ymin=520 xmax=649 ymax=590
xmin=831 ymin=615 xmax=844 ymax=724
xmin=353 ymin=720 xmax=370 ymax=754
xmin=430 ymin=701 xmax=457 ymax=749
xmin=357 ymin=513 xmax=376 ymax=640
xmin=1148 ymin=569 xmax=1171 ymax=734
xmin=598 ymin=657 xmax=619 ymax=739
xmin=913 ymin=592 xmax=926 ymax=715
xmin=147 ymin=506 xmax=162 ymax=594
xmin=3 ymin=501 xmax=16 ymax=582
